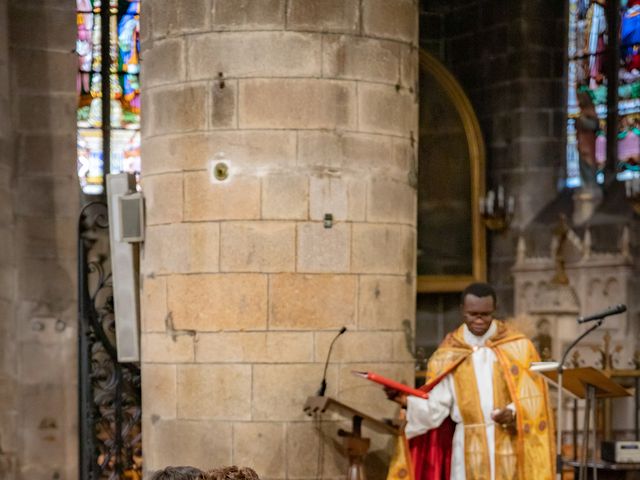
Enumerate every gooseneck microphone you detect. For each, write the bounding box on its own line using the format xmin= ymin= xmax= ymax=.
xmin=577 ymin=304 xmax=627 ymax=324
xmin=316 ymin=326 xmax=347 ymax=396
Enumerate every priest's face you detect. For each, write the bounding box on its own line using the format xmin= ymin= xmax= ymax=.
xmin=462 ymin=294 xmax=495 ymax=337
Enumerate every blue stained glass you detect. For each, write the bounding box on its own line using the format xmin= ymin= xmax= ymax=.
xmin=566 ymin=0 xmax=640 ymax=187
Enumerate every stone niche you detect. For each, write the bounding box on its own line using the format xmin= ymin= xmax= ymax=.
xmin=512 ymin=225 xmax=638 ymax=370
xmin=512 ymin=224 xmax=640 ymax=436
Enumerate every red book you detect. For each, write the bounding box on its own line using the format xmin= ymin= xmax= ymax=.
xmin=352 ymin=370 xmax=429 ymax=399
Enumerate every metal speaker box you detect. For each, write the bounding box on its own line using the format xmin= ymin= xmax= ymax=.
xmin=601 ymin=440 xmax=640 ymax=463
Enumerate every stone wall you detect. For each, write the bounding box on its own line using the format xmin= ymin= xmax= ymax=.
xmin=1 ymin=0 xmax=79 ymax=478
xmin=140 ymin=1 xmax=419 ymax=478
xmin=419 ymin=0 xmax=566 ymax=312
xmin=0 ymin=0 xmax=16 ymax=476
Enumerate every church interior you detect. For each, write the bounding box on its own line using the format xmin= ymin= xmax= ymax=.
xmin=0 ymin=0 xmax=639 ymax=479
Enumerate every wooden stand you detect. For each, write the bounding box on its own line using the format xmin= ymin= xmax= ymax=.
xmin=543 ymin=367 xmax=631 ymax=480
xmin=303 ymin=396 xmax=402 ymax=480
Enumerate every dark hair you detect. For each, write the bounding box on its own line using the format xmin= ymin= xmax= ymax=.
xmin=149 ymin=466 xmax=204 ymax=480
xmin=204 ymin=466 xmax=260 ymax=480
xmin=461 ymin=282 xmax=496 ymax=307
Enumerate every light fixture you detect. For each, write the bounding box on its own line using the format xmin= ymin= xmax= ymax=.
xmin=479 ymin=185 xmax=514 ymax=232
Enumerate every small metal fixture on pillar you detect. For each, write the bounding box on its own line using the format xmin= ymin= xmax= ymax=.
xmin=479 ymin=185 xmax=514 ymax=231
xmin=624 ymin=177 xmax=640 ymax=214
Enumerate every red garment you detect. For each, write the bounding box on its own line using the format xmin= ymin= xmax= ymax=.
xmin=409 ymin=417 xmax=455 ymax=480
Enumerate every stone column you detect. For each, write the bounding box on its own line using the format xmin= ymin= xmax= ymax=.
xmin=141 ymin=1 xmax=418 ymax=477
xmin=0 ymin=0 xmax=16 ymax=477
xmin=3 ymin=0 xmax=78 ymax=478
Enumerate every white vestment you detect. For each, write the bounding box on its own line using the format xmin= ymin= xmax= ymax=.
xmin=405 ymin=322 xmax=513 ymax=480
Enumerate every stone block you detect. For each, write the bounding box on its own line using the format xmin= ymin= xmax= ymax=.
xmin=13 ymin=50 xmax=75 ymax=93
xmin=195 ymin=331 xmax=314 ymax=363
xmin=141 ymin=363 xmax=177 ymax=419
xmin=309 ymin=176 xmax=366 ymax=222
xmin=287 ymin=0 xmax=359 ymax=34
xmin=286 ymin=422 xmax=348 ymax=477
xmin=188 ymin=31 xmax=321 ymax=79
xmin=297 ymin=131 xmax=411 ymax=180
xmin=167 ymin=274 xmax=268 ymax=331
xmin=0 ymin=268 xmax=15 ymax=305
xmin=16 ymin=217 xmax=76 ymax=261
xmin=144 ymin=419 xmax=232 ymax=471
xmin=391 ymin=330 xmax=415 ymax=362
xmin=233 ymin=423 xmax=285 ymax=478
xmin=400 ymin=44 xmax=418 ymax=91
xmin=184 ymin=171 xmax=261 ymax=221
xmin=151 ymin=0 xmax=210 ymax=38
xmin=322 ymin=35 xmax=399 ymax=84
xmin=363 ymin=0 xmax=418 ymax=43
xmin=351 ymin=224 xmax=415 ymax=274
xmin=177 ymin=364 xmax=251 ymax=419
xmin=212 ymin=0 xmax=285 ymax=30
xmin=239 ymin=79 xmax=356 ymax=130
xmin=20 ymin=384 xmax=67 ymax=465
xmin=146 ymin=84 xmax=207 ymax=135
xmin=141 ymin=38 xmax=185 ymax=88
xmin=142 ymin=173 xmax=183 ymax=226
xmin=144 ymin=222 xmax=220 ymax=275
xmin=140 ymin=0 xmax=151 ymax=45
xmin=16 ymin=134 xmax=76 ymax=176
xmin=9 ymin=7 xmax=75 ymax=50
xmin=141 ymin=275 xmax=167 ymax=333
xmin=211 ymin=79 xmax=237 ymax=129
xmin=315 ymin=330 xmax=395 ymax=363
xmin=358 ymin=83 xmax=417 ymax=137
xmin=358 ymin=276 xmax=415 ymax=330
xmin=220 ymin=222 xmax=295 ymax=273
xmin=367 ymin=179 xmax=416 ymax=224
xmin=19 ymin=342 xmax=70 ymax=387
xmin=261 ymin=173 xmax=308 ymax=220
xmin=297 ymin=222 xmax=350 ymax=273
xmin=269 ymin=274 xmax=356 ymax=330
xmin=14 ymin=177 xmax=78 ymax=219
xmin=17 ymin=94 xmax=76 ymax=133
xmin=252 ymin=364 xmax=338 ymax=420
xmin=308 ymin=176 xmax=348 ymax=221
xmin=142 ymin=332 xmax=194 ymax=363
xmin=18 ymin=258 xmax=76 ymax=305
xmin=142 ymin=131 xmax=296 ymax=175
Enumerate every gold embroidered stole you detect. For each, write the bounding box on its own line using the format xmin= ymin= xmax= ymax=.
xmin=425 ymin=322 xmax=555 ymax=480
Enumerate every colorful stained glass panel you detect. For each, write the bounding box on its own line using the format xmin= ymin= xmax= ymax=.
xmin=76 ymin=0 xmax=140 ymax=195
xmin=567 ymin=0 xmax=640 ymax=187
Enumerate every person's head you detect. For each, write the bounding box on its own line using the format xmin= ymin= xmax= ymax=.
xmin=203 ymin=466 xmax=260 ymax=480
xmin=149 ymin=466 xmax=204 ymax=480
xmin=460 ymin=282 xmax=497 ymax=337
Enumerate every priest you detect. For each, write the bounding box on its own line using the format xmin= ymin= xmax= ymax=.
xmin=387 ymin=283 xmax=555 ymax=480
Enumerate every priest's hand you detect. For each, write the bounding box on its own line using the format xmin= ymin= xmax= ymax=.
xmin=384 ymin=387 xmax=408 ymax=408
xmin=491 ymin=407 xmax=515 ymax=427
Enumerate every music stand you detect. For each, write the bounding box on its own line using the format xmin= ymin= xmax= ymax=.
xmin=303 ymin=396 xmax=402 ymax=480
xmin=543 ymin=367 xmax=631 ymax=480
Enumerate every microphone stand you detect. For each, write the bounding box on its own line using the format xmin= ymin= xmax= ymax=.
xmin=555 ymin=318 xmax=603 ymax=480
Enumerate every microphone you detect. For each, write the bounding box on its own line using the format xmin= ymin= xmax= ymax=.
xmin=317 ymin=326 xmax=347 ymax=396
xmin=577 ymin=304 xmax=627 ymax=324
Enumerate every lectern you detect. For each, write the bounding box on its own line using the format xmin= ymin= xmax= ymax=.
xmin=303 ymin=396 xmax=402 ymax=480
xmin=543 ymin=367 xmax=631 ymax=480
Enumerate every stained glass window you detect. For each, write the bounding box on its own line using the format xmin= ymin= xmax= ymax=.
xmin=77 ymin=0 xmax=140 ymax=195
xmin=567 ymin=0 xmax=640 ymax=187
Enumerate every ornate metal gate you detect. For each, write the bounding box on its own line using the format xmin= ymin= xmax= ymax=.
xmin=78 ymin=202 xmax=142 ymax=479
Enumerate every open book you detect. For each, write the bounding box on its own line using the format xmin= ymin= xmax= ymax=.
xmin=352 ymin=370 xmax=429 ymax=399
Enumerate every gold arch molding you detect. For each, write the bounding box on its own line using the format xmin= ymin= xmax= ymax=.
xmin=417 ymin=49 xmax=487 ymax=293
